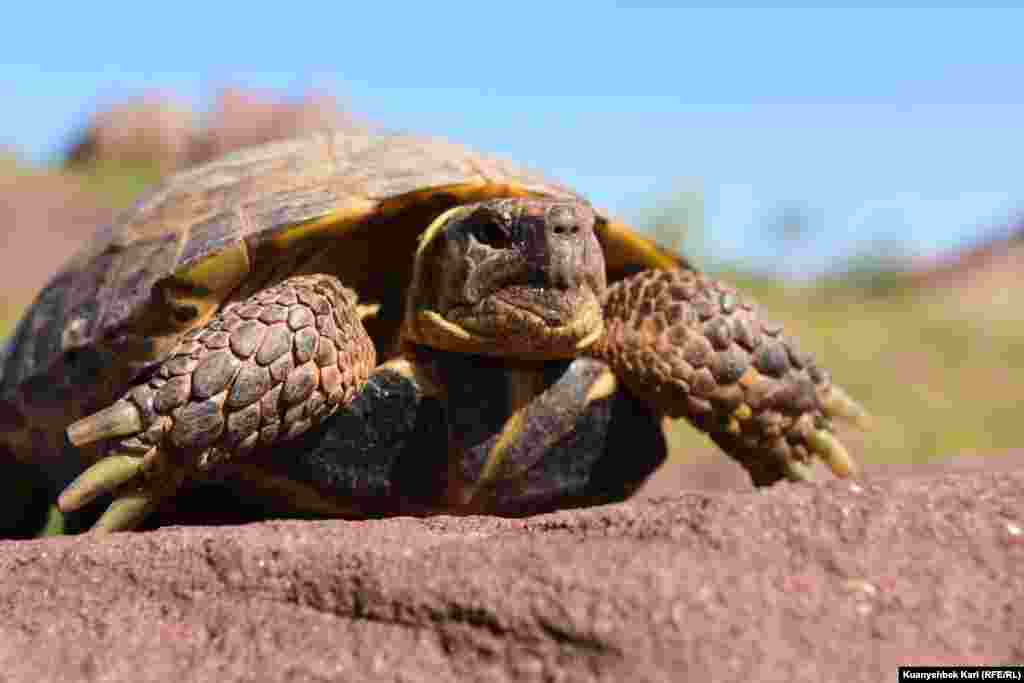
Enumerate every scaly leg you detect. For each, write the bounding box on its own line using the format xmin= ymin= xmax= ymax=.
xmin=59 ymin=274 xmax=376 ymax=532
xmin=591 ymin=268 xmax=870 ymax=486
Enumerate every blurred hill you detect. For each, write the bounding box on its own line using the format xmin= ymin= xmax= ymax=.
xmin=65 ymin=87 xmax=366 ymax=174
xmin=63 ymin=93 xmax=194 ymax=175
xmin=908 ymin=220 xmax=1024 ymax=320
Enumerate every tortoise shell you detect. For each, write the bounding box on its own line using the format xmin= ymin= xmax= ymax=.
xmin=0 ymin=130 xmax=685 ymax=488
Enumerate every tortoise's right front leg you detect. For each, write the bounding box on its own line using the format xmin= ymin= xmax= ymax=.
xmin=60 ymin=274 xmax=376 ymax=532
xmin=592 ymin=268 xmax=872 ymax=486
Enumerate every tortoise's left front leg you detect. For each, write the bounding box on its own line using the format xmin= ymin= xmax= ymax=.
xmin=590 ymin=268 xmax=871 ymax=486
xmin=58 ymin=274 xmax=376 ymax=532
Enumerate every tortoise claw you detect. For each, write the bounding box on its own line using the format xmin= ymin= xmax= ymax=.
xmin=38 ymin=504 xmax=67 ymax=537
xmin=781 ymin=457 xmax=816 ymax=482
xmin=822 ymin=384 xmax=873 ymax=431
xmin=806 ymin=428 xmax=858 ymax=479
xmin=92 ymin=489 xmax=159 ymax=533
xmin=57 ymin=454 xmax=146 ymax=513
xmin=67 ymin=400 xmax=144 ymax=447
xmin=57 ymin=446 xmax=182 ymax=533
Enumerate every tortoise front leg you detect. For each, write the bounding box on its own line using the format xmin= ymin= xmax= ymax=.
xmin=590 ymin=269 xmax=871 ymax=486
xmin=195 ymin=355 xmax=665 ymax=519
xmin=59 ymin=274 xmax=376 ymax=532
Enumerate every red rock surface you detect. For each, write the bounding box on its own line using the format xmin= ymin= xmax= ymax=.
xmin=0 ymin=454 xmax=1021 ymax=682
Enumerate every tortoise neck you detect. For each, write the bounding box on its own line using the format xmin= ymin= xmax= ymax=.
xmin=409 ymin=346 xmax=572 ymax=508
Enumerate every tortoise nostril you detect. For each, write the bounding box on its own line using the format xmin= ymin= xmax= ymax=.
xmin=547 ymin=204 xmax=582 ymax=239
xmin=552 ymin=223 xmax=582 ymax=238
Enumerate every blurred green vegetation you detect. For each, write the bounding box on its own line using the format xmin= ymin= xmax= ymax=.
xmin=72 ymin=159 xmax=165 ymax=208
xmin=637 ymin=188 xmax=1024 ymax=467
xmin=666 ymin=275 xmax=1024 ymax=466
xmin=650 ymin=196 xmax=1023 ymax=468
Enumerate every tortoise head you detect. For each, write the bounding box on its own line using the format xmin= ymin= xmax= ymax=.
xmin=402 ymin=198 xmax=607 ymax=358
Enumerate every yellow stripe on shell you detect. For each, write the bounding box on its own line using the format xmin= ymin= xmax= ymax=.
xmin=267 ymin=182 xmax=542 ymax=256
xmin=265 ymin=199 xmax=377 ymax=251
xmin=174 ymin=239 xmax=252 ymax=294
xmin=598 ymin=217 xmax=687 ymax=273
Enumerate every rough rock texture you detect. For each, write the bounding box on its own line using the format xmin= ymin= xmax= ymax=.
xmin=1 ymin=456 xmax=1022 ymax=683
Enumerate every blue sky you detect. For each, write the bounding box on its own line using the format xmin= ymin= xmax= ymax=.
xmin=2 ymin=4 xmax=1022 ymax=274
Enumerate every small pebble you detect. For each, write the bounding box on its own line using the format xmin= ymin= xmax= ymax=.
xmin=843 ymin=578 xmax=877 ymax=596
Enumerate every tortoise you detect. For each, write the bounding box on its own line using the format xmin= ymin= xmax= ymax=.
xmin=0 ymin=130 xmax=869 ymax=535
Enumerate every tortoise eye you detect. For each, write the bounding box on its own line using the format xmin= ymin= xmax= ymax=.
xmin=473 ymin=218 xmax=513 ymax=250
